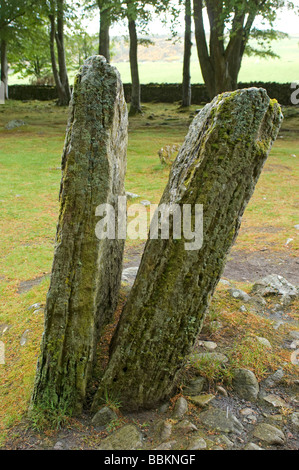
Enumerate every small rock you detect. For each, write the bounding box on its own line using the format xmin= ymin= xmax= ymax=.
xmin=175 ymin=419 xmax=197 ymax=433
xmin=289 ymin=330 xmax=299 ymax=341
xmin=155 ymin=420 xmax=172 ymax=441
xmin=126 ymin=191 xmax=140 ymax=199
xmin=291 ymin=412 xmax=299 ymax=430
xmin=229 ymin=288 xmax=251 ymax=302
xmin=91 ymin=406 xmax=118 ymax=427
xmin=244 ymin=442 xmax=264 ymax=450
xmin=184 ymin=376 xmax=207 ymax=396
xmin=294 ymin=224 xmax=299 ymax=230
xmin=249 ymin=294 xmax=267 ymax=308
xmin=201 ymin=341 xmax=217 ymax=351
xmin=240 ymin=407 xmax=256 ymax=417
xmin=253 ymin=423 xmax=285 ymax=446
xmin=216 ymin=385 xmax=228 ymax=397
xmin=140 ymin=200 xmax=151 ymax=206
xmin=232 ymin=368 xmax=259 ymax=401
xmin=212 ymin=434 xmax=234 ymax=448
xmin=268 ymin=414 xmax=283 ymax=422
xmin=20 ymin=329 xmax=30 ymax=346
xmin=159 ymin=402 xmax=170 ymax=413
xmin=262 ymin=394 xmax=290 ymax=409
xmin=239 ymin=305 xmax=246 ymax=312
xmin=290 ymin=340 xmax=299 ymax=350
xmin=0 ymin=324 xmax=11 ymax=336
xmin=262 ymin=368 xmax=284 ymax=388
xmin=189 ymin=394 xmax=215 ymax=407
xmin=187 ymin=437 xmax=207 ymax=450
xmin=28 ymin=303 xmax=41 ymax=310
xmin=98 ymin=424 xmax=143 ymax=450
xmin=53 ymin=441 xmax=64 ymax=450
xmin=5 ymin=119 xmax=26 ymax=130
xmin=154 ymin=440 xmax=177 ymax=450
xmin=256 ymin=336 xmax=272 ymax=349
xmin=172 ymin=396 xmax=188 ymax=419
xmin=252 ymin=274 xmax=298 ymax=302
xmin=199 ymin=408 xmax=244 ymax=435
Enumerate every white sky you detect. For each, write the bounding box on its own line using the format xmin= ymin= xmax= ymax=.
xmin=86 ymin=3 xmax=299 ymax=37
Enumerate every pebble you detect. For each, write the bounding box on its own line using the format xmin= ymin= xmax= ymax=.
xmin=253 ymin=423 xmax=285 ymax=446
xmin=172 ymin=396 xmax=188 ymax=419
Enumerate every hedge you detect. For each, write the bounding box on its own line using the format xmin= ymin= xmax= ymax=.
xmin=8 ymin=82 xmax=295 ymax=106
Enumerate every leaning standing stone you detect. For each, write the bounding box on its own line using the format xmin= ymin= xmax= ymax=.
xmin=31 ymin=56 xmax=128 ymax=416
xmin=92 ymin=87 xmax=282 ymax=412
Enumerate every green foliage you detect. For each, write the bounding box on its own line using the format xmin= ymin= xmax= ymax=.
xmin=9 ymin=21 xmax=52 ymax=81
xmin=29 ymin=400 xmax=71 ymax=432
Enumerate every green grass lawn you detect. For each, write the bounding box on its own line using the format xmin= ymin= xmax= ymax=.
xmin=0 ymin=99 xmax=298 ymax=443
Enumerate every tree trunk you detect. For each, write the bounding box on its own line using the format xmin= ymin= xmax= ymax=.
xmin=99 ymin=7 xmax=110 ymax=62
xmin=128 ymin=18 xmax=142 ymax=116
xmin=30 ymin=56 xmax=128 ymax=419
xmin=193 ymin=0 xmax=255 ymax=99
xmin=182 ymin=0 xmax=192 ymax=107
xmin=193 ymin=0 xmax=215 ymax=99
xmin=48 ymin=1 xmax=71 ymax=106
xmin=55 ymin=0 xmax=71 ymax=105
xmin=92 ymin=88 xmax=282 ymax=412
xmin=0 ymin=39 xmax=9 ymax=100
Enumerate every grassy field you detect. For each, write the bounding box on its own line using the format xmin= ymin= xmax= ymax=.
xmin=112 ymin=34 xmax=299 ymax=84
xmin=0 ymin=99 xmax=298 ymax=443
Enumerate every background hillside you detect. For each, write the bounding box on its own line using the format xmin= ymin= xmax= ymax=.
xmin=110 ymin=34 xmax=299 ymax=84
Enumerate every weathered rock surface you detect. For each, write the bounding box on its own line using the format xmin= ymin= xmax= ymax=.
xmin=183 ymin=377 xmax=207 ymax=396
xmin=92 ymin=87 xmax=282 ymax=412
xmin=31 ymin=56 xmax=128 ymax=415
xmin=189 ymin=394 xmax=215 ymax=407
xmin=5 ymin=119 xmax=26 ymax=130
xmin=252 ymin=423 xmax=285 ymax=446
xmin=229 ymin=288 xmax=251 ymax=302
xmin=199 ymin=408 xmax=244 ymax=435
xmin=252 ymin=274 xmax=298 ymax=304
xmin=98 ymin=424 xmax=143 ymax=450
xmin=172 ymin=396 xmax=188 ymax=419
xmin=232 ymin=368 xmax=259 ymax=401
xmin=91 ymin=406 xmax=118 ymax=427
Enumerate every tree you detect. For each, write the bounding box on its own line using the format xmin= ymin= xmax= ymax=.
xmin=126 ymin=1 xmax=143 ymax=115
xmin=48 ymin=0 xmax=71 ymax=105
xmin=0 ymin=0 xmax=40 ymax=98
xmin=9 ymin=20 xmax=53 ymax=83
xmin=65 ymin=29 xmax=98 ymax=71
xmin=193 ymin=0 xmax=297 ymax=99
xmin=125 ymin=0 xmax=169 ymax=115
xmin=182 ymin=0 xmax=192 ymax=107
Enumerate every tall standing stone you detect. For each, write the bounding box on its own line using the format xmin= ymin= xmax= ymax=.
xmin=92 ymin=88 xmax=282 ymax=412
xmin=31 ymin=56 xmax=128 ymax=416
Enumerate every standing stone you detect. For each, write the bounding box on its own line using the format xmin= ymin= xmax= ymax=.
xmin=31 ymin=56 xmax=128 ymax=416
xmin=92 ymin=88 xmax=282 ymax=412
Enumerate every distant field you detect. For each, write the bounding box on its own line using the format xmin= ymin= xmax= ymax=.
xmin=8 ymin=35 xmax=299 ymax=86
xmin=112 ymin=35 xmax=299 ymax=84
